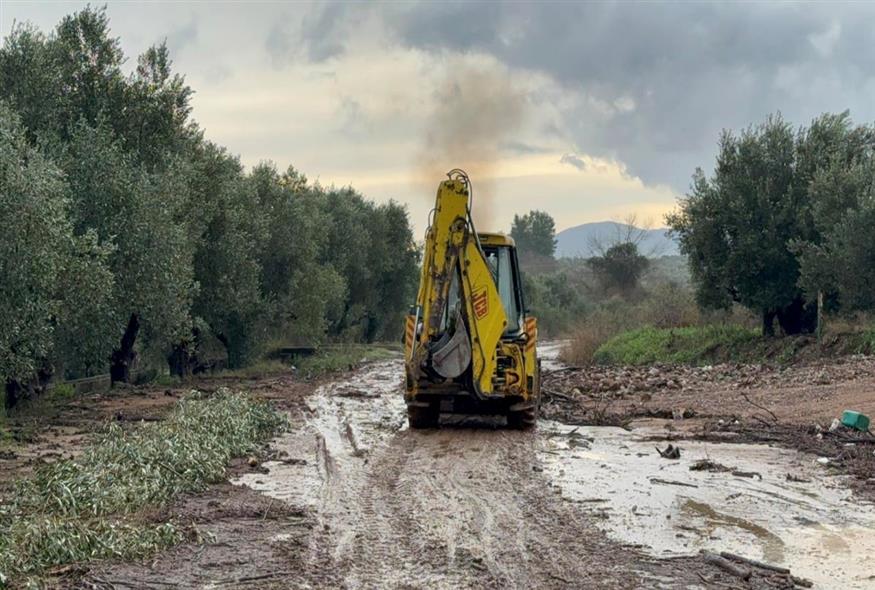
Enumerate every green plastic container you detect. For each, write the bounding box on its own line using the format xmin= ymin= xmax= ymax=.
xmin=841 ymin=410 xmax=870 ymax=432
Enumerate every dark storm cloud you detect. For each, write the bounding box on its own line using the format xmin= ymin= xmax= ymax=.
xmin=560 ymin=153 xmax=586 ymax=171
xmin=266 ymin=2 xmax=361 ymax=65
xmin=293 ymin=1 xmax=875 ymax=191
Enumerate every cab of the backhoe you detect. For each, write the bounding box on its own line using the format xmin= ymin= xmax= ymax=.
xmin=476 ymin=233 xmax=527 ymax=337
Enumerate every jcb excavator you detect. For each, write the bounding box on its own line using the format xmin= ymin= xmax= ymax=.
xmin=403 ymin=170 xmax=540 ymax=429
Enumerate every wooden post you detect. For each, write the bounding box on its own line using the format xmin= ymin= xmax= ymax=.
xmin=816 ymin=291 xmax=824 ymax=344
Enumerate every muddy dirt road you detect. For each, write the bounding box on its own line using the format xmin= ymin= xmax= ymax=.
xmin=229 ymin=358 xmax=690 ymax=589
xmin=83 ymin=345 xmax=875 ymax=589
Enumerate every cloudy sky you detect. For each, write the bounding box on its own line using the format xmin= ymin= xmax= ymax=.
xmin=3 ymin=1 xmax=873 ymax=235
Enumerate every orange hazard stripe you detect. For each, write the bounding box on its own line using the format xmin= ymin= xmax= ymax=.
xmin=525 ymin=318 xmax=537 ymax=351
xmin=405 ymin=316 xmax=415 ymax=347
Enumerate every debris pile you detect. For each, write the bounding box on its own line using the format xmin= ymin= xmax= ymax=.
xmin=542 ymin=357 xmax=875 ymax=399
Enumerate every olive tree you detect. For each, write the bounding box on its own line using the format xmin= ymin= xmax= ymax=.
xmin=0 ymin=105 xmax=70 ymax=406
xmin=63 ymin=122 xmax=195 ymax=383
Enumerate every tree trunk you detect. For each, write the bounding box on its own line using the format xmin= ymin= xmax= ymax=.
xmin=4 ymin=379 xmax=22 ymax=411
xmin=4 ymin=364 xmax=53 ymax=411
xmin=776 ymin=297 xmax=817 ymax=335
xmin=167 ymin=343 xmax=191 ymax=378
xmin=761 ymin=310 xmax=776 ymax=337
xmin=216 ymin=332 xmax=231 ymax=369
xmin=168 ymin=327 xmax=203 ymax=378
xmin=110 ymin=313 xmax=140 ymax=385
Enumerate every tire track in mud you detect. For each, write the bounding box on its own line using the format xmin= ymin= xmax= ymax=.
xmin=244 ymin=358 xmax=692 ymax=589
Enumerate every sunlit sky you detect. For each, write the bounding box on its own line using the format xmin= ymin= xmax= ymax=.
xmin=3 ymin=2 xmax=873 ymax=235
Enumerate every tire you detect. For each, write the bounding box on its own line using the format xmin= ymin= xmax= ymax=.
xmin=407 ymin=404 xmax=440 ymax=429
xmin=507 ymin=405 xmax=538 ymax=429
xmin=508 ymin=360 xmax=541 ymax=430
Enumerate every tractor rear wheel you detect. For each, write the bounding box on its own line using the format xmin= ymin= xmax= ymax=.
xmin=507 ymin=405 xmax=538 ymax=429
xmin=407 ymin=403 xmax=440 ymax=429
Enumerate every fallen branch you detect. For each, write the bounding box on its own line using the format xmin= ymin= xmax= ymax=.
xmin=702 ymin=550 xmax=751 ymax=580
xmin=731 ymin=470 xmax=762 ymax=480
xmin=650 ymin=477 xmax=698 ymax=488
xmin=790 ymin=575 xmax=814 ymax=588
xmin=740 ymin=392 xmax=778 ymax=423
xmin=750 ymin=414 xmax=775 ymax=428
xmin=719 ymin=551 xmax=789 ymax=574
xmin=542 ymin=389 xmax=573 ymax=401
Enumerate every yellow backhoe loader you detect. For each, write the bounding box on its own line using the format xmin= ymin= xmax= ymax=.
xmin=403 ymin=170 xmax=540 ymax=428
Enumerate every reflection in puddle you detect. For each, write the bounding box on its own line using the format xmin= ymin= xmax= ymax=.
xmin=539 ymin=421 xmax=875 ymax=589
xmin=681 ymin=499 xmax=784 ymax=563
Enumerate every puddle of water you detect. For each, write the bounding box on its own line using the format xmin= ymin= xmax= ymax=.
xmin=540 ymin=421 xmax=875 ymax=589
xmin=233 ymin=360 xmax=407 ymax=505
xmin=538 ymin=341 xmax=567 ymax=372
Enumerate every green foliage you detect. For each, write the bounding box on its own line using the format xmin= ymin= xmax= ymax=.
xmin=48 ymin=383 xmax=75 ymax=399
xmin=186 ymin=145 xmax=266 ymax=368
xmin=0 ymin=6 xmax=421 ymax=392
xmin=588 ymin=242 xmax=650 ymax=296
xmin=795 ymin=153 xmax=875 ymax=313
xmin=0 ymin=104 xmax=73 ymax=389
xmin=0 ymin=389 xmax=286 ymax=581
xmin=511 ymin=210 xmax=557 ymax=258
xmin=669 ymin=111 xmax=875 ymax=336
xmin=223 ymin=360 xmax=291 ymax=380
xmin=51 ymin=230 xmax=117 ymax=379
xmin=63 ymin=120 xmax=196 ymax=355
xmin=523 ymin=270 xmax=589 ymax=337
xmin=592 ymin=325 xmax=760 ymax=365
xmin=294 ymin=345 xmax=398 ymax=377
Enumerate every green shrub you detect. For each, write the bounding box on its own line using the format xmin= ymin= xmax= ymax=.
xmin=592 ymin=325 xmax=760 ymax=365
xmin=294 ymin=344 xmax=397 ymax=377
xmin=49 ymin=383 xmax=76 ymax=399
xmin=224 ymin=359 xmax=291 ymax=379
xmin=0 ymin=389 xmax=286 ymax=582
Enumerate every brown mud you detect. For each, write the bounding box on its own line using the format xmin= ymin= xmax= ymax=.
xmin=4 ymin=349 xmax=873 ymax=588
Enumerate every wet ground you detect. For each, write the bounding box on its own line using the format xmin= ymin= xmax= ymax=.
xmin=541 ymin=421 xmax=875 ymax=588
xmin=226 ymin=347 xmax=872 ymax=588
xmin=14 ymin=344 xmax=871 ymax=588
xmin=229 ymin=360 xmax=683 ymax=588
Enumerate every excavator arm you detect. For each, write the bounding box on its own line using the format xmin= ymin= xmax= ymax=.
xmin=406 ymin=170 xmax=507 ymax=397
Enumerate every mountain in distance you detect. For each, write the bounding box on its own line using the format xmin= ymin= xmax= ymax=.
xmin=555 ymin=221 xmax=679 ymax=258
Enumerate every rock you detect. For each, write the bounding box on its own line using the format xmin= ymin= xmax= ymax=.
xmin=656 ymin=444 xmax=681 ymax=459
xmin=816 ymin=457 xmax=830 ymax=465
xmin=814 ymin=370 xmax=831 ymax=385
xmin=829 ymin=418 xmax=842 ymax=432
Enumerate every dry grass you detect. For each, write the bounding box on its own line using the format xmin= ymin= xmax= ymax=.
xmin=563 ymin=311 xmax=628 ymax=366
